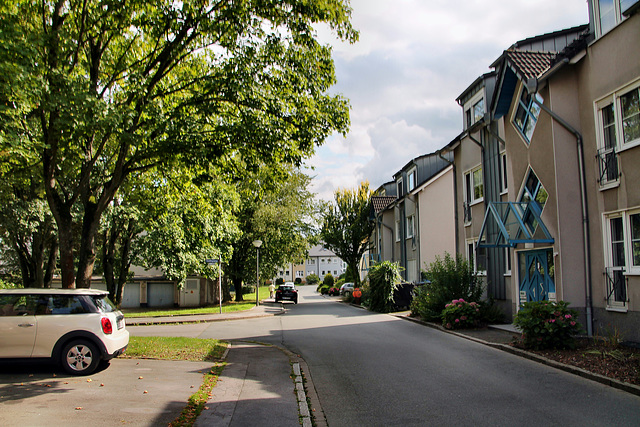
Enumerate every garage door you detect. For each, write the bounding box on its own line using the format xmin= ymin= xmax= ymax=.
xmin=147 ymin=282 xmax=175 ymax=307
xmin=121 ymin=283 xmax=140 ymax=308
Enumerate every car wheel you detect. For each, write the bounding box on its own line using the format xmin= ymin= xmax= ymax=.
xmin=61 ymin=339 xmax=100 ymax=375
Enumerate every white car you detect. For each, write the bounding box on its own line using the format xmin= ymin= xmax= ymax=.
xmin=0 ymin=288 xmax=129 ymax=375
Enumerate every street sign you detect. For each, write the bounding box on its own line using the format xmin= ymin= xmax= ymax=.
xmin=206 ymin=259 xmax=219 ymax=265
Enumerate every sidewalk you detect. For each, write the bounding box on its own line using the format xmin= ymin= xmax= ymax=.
xmin=126 ymin=301 xmax=315 ymax=426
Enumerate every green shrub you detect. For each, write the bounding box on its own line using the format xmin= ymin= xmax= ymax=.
xmin=323 ymin=273 xmax=335 ymax=287
xmin=294 ymin=278 xmax=302 ymax=284
xmin=319 ymin=285 xmax=330 ymax=295
xmin=442 ymin=299 xmax=482 ymax=329
xmin=514 ymin=300 xmax=582 ymax=350
xmin=241 ymin=285 xmax=255 ymax=295
xmin=410 ymin=252 xmax=483 ymax=321
xmin=328 ymin=287 xmax=340 ymax=296
xmin=480 ymin=299 xmax=506 ymax=324
xmin=275 ymin=278 xmax=284 ymax=286
xmin=367 ymin=261 xmax=401 ymax=313
xmin=306 ymin=274 xmax=320 ymax=286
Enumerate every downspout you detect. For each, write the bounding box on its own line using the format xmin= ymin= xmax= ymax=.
xmin=531 ymin=95 xmax=594 ymax=337
xmin=438 ymin=151 xmax=459 ymax=255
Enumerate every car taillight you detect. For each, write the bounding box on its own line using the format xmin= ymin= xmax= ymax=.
xmin=101 ymin=317 xmax=113 ymax=334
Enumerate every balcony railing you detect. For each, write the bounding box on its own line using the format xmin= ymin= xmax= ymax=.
xmin=597 ymin=146 xmax=620 ymax=187
xmin=604 ymin=266 xmax=627 ymax=308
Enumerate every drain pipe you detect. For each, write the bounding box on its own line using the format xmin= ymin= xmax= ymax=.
xmin=532 ymin=97 xmax=594 ymax=337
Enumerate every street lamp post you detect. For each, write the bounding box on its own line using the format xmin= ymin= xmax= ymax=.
xmin=253 ymin=240 xmax=262 ymax=306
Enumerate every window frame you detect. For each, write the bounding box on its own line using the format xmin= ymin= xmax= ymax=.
xmin=595 ymin=79 xmax=640 ymax=154
xmin=464 ymin=91 xmax=484 ymax=130
xmin=407 ymin=167 xmax=417 ymax=192
xmin=406 ymin=215 xmax=415 ymax=239
xmin=594 ymin=0 xmax=637 ymax=37
xmin=464 ymin=165 xmax=484 ymax=206
xmin=466 ymin=239 xmax=487 ymax=276
xmin=512 ymin=86 xmax=543 ymax=145
xmin=500 ymin=151 xmax=508 ymax=195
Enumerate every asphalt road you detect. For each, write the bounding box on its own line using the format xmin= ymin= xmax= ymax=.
xmin=129 ymin=287 xmax=640 ymax=426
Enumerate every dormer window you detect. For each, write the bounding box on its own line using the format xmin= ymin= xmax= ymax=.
xmin=407 ymin=167 xmax=417 ymax=192
xmin=464 ymin=93 xmax=485 ymax=129
xmin=396 ymin=178 xmax=404 ymax=197
xmin=595 ymin=0 xmax=638 ymax=37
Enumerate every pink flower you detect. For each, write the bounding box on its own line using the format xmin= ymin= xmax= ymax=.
xmin=459 ymin=298 xmax=466 ymax=303
xmin=570 ymin=321 xmax=576 ymax=326
xmin=476 ymin=309 xmax=480 ymax=313
xmin=565 ymin=314 xmax=572 ymax=319
xmin=460 ymin=316 xmax=467 ymax=321
xmin=455 ymin=319 xmax=460 ymax=323
xmin=446 ymin=323 xmax=452 ymax=329
xmin=549 ymin=319 xmax=556 ymax=323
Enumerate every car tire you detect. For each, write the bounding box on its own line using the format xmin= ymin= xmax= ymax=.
xmin=61 ymin=339 xmax=101 ymax=376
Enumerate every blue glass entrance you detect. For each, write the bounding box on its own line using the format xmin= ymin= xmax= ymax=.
xmin=519 ymin=249 xmax=555 ymax=304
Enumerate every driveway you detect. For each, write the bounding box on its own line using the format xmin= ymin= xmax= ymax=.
xmin=0 ymin=358 xmax=212 ymax=426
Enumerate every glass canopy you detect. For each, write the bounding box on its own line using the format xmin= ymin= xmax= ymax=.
xmin=477 ymin=202 xmax=554 ymax=248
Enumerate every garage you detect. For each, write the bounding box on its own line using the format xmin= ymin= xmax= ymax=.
xmin=147 ymin=282 xmax=175 ymax=307
xmin=121 ymin=283 xmax=141 ymax=308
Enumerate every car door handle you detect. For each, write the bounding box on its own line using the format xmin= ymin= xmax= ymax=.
xmin=18 ymin=323 xmax=35 ymax=327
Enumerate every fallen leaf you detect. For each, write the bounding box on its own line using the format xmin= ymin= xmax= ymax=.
xmin=204 ymin=407 xmax=209 ymax=410
xmin=86 ymin=379 xmax=92 ymax=382
xmin=75 ymin=407 xmax=83 ymax=410
xmin=63 ymin=382 xmax=69 ymax=385
xmin=100 ymin=383 xmax=105 ymax=387
xmin=143 ymin=390 xmax=148 ymax=394
xmin=138 ymin=376 xmax=144 ymax=380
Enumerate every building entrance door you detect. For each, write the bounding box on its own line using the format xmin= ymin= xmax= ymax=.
xmin=519 ymin=249 xmax=555 ymax=305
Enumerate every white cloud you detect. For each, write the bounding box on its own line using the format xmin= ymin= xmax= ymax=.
xmin=311 ymin=0 xmax=589 ymax=201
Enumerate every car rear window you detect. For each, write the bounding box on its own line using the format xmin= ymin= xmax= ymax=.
xmin=91 ymin=295 xmax=117 ymax=313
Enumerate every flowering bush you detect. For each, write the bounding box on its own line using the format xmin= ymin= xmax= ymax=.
xmin=514 ymin=300 xmax=583 ymax=350
xmin=328 ymin=287 xmax=340 ymax=296
xmin=441 ymin=299 xmax=482 ymax=329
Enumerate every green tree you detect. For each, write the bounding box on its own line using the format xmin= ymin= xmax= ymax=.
xmin=0 ymin=0 xmax=356 ymax=288
xmin=225 ymin=166 xmax=319 ymax=301
xmin=320 ymin=181 xmax=374 ymax=286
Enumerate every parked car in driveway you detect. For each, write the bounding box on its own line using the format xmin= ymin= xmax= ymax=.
xmin=339 ymin=282 xmax=354 ymax=295
xmin=0 ymin=288 xmax=129 ymax=375
xmin=275 ymin=282 xmax=298 ymax=304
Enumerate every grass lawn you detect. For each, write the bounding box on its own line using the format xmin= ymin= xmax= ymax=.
xmin=122 ymin=286 xmax=272 ymax=318
xmin=126 ymin=336 xmax=228 ymax=361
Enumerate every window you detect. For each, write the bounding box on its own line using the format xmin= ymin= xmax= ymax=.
xmin=395 ymin=220 xmax=401 ymax=242
xmin=308 ymin=259 xmax=315 ymax=265
xmin=603 ymin=210 xmax=640 ymax=309
xmin=594 ymin=0 xmax=638 ymax=36
xmin=464 ymin=166 xmax=484 ymax=205
xmin=465 ymin=93 xmax=484 ymax=129
xmin=397 ymin=178 xmax=404 ymax=197
xmin=595 ymin=80 xmax=640 ymax=185
xmin=296 ymin=271 xmax=304 ymax=278
xmin=407 ymin=167 xmax=417 ymax=192
xmin=621 ymin=88 xmax=640 ymax=145
xmin=406 ymin=215 xmax=415 ymax=239
xmin=519 ymin=169 xmax=548 ymax=231
xmin=466 ymin=240 xmax=487 ymax=275
xmin=500 ymin=152 xmax=508 ymax=194
xmin=473 ymin=98 xmax=484 ymax=124
xmin=504 ymin=247 xmax=512 ymax=276
xmin=513 ymin=87 xmax=542 ymax=143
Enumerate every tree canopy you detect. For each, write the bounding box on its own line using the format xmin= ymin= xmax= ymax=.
xmin=0 ymin=0 xmax=357 ymax=287
xmin=320 ymin=181 xmax=374 ymax=286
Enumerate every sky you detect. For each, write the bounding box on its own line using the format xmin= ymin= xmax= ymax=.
xmin=308 ymin=0 xmax=590 ymax=201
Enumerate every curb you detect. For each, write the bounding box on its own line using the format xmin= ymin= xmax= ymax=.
xmin=394 ymin=313 xmax=640 ymax=397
